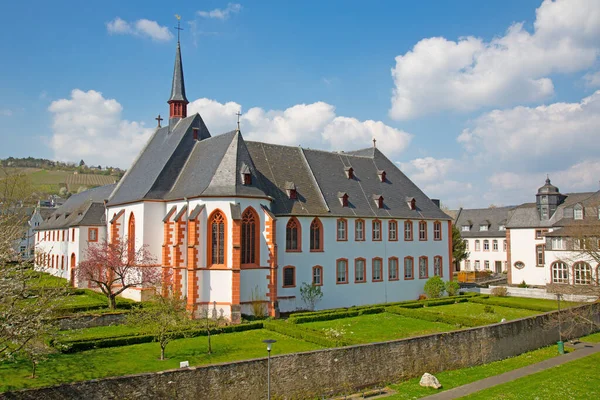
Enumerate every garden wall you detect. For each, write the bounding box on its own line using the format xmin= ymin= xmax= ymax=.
xmin=3 ymin=304 xmax=599 ymax=400
xmin=465 ymin=286 xmax=597 ymax=302
xmin=57 ymin=313 xmax=127 ymax=330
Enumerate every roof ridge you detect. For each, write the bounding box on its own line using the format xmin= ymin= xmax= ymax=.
xmin=299 ymin=147 xmax=330 ymax=212
xmin=245 ymin=140 xmax=375 ymax=159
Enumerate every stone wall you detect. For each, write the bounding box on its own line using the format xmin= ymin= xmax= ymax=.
xmin=57 ymin=312 xmax=127 ymax=330
xmin=3 ymin=304 xmax=599 ymax=400
xmin=465 ymin=286 xmax=598 ymax=302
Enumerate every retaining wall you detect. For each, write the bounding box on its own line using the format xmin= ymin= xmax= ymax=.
xmin=57 ymin=313 xmax=127 ymax=330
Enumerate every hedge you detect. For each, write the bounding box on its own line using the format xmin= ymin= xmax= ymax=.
xmin=467 ymin=297 xmax=555 ymax=312
xmin=52 ymin=322 xmax=264 ymax=353
xmin=386 ymin=306 xmax=490 ymax=328
xmin=287 ymin=306 xmax=385 ymax=324
xmin=263 ymin=321 xmax=358 ymax=348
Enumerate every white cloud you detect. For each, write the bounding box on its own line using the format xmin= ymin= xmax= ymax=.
xmin=389 ymin=0 xmax=600 ymax=120
xmin=198 ymin=3 xmax=242 ymax=20
xmin=106 ymin=17 xmax=173 ymax=42
xmin=0 ymin=109 xmax=13 ymax=117
xmin=48 ymin=90 xmax=153 ymax=168
xmin=188 ymin=98 xmax=412 ymax=156
xmin=584 ymin=71 xmax=600 ymax=88
xmin=399 ymin=157 xmax=458 ymax=183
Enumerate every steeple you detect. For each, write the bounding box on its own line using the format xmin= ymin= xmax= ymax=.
xmin=168 ymin=21 xmax=188 ymax=123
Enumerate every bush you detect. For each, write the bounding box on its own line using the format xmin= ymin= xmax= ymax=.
xmin=287 ymin=306 xmax=385 ymax=324
xmin=386 ymin=306 xmax=489 ymax=328
xmin=518 ymin=280 xmax=529 ymax=288
xmin=467 ymin=297 xmax=556 ymax=312
xmin=445 ymin=281 xmax=460 ymax=297
xmin=423 ymin=276 xmax=446 ymax=299
xmin=491 ymin=286 xmax=509 ymax=297
xmin=483 ymin=305 xmax=495 ymax=314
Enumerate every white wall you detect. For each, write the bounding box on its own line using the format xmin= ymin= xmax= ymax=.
xmin=509 ymin=228 xmax=546 ymax=286
xmin=460 ymin=237 xmax=507 ymax=272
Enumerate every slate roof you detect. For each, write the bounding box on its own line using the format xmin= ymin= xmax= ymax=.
xmin=38 ymin=184 xmax=115 ymax=230
xmin=39 ymin=208 xmax=56 ymax=221
xmin=454 ymin=206 xmax=514 ymax=238
xmin=168 ymin=42 xmax=188 ymax=103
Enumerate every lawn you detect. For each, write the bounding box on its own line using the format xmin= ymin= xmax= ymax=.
xmin=476 ymin=296 xmax=581 ymax=310
xmin=54 ymin=324 xmax=142 ymax=341
xmin=386 ymin=345 xmax=563 ymax=399
xmin=429 ymin=302 xmax=539 ymax=324
xmin=0 ymin=329 xmax=322 ymax=392
xmin=302 ymin=312 xmax=457 ymax=343
xmin=459 ymin=352 xmax=600 ymax=399
xmin=580 ymin=332 xmax=600 ymax=343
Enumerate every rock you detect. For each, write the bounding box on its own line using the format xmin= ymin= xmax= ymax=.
xmin=419 ymin=372 xmax=442 ymax=389
xmin=501 ymin=318 xmax=507 ymax=323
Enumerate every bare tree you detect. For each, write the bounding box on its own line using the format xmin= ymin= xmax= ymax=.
xmin=76 ymin=239 xmax=160 ymax=309
xmin=202 ymin=302 xmax=225 ymax=355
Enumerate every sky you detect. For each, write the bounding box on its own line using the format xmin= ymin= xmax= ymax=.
xmin=1 ymin=0 xmax=599 ymax=209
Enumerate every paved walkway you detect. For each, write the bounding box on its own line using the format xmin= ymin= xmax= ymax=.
xmin=420 ymin=342 xmax=600 ymax=400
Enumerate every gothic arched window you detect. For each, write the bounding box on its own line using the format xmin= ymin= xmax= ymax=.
xmin=310 ymin=218 xmax=323 ymax=251
xmin=241 ymin=208 xmax=259 ymax=265
xmin=209 ymin=210 xmax=226 ymax=266
xmin=128 ymin=213 xmax=135 ymax=262
xmin=286 ymin=217 xmax=301 ymax=251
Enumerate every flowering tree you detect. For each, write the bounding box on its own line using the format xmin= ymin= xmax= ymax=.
xmin=76 ymin=239 xmax=160 ymax=309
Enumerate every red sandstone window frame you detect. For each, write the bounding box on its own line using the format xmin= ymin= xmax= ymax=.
xmin=336 ymin=218 xmax=348 ymax=241
xmin=433 ymin=256 xmax=443 ymax=277
xmin=355 ymin=219 xmax=365 ymax=241
xmin=372 ymin=257 xmax=383 ymax=282
xmin=388 ymin=220 xmax=398 ymax=241
xmin=312 ymin=265 xmax=323 ymax=286
xmin=88 ymin=228 xmax=98 ymax=243
xmin=419 ymin=256 xmax=429 ymax=279
xmin=285 ymin=217 xmax=301 ymax=252
xmin=354 ymin=257 xmax=367 ymax=283
xmin=207 ymin=209 xmax=227 ymax=268
xmin=72 ymin=228 xmax=75 ymax=242
xmin=404 ymin=256 xmax=414 ymax=280
xmin=419 ymin=220 xmax=427 ymax=241
xmin=336 ymin=258 xmax=349 ymax=284
xmin=433 ymin=221 xmax=442 ymax=241
xmin=309 ymin=217 xmax=324 ymax=252
xmin=241 ymin=207 xmax=260 ymax=267
xmin=404 ymin=220 xmax=413 ymax=241
xmin=388 ymin=257 xmax=399 ymax=281
xmin=127 ymin=212 xmax=135 ymax=261
xmin=372 ymin=219 xmax=382 ymax=241
xmin=282 ymin=266 xmax=296 ymax=288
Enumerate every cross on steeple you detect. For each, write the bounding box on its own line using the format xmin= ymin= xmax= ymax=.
xmin=174 ymin=14 xmax=183 ymax=42
xmin=372 ymin=137 xmax=377 ymax=148
xmin=236 ymin=111 xmax=242 ymax=132
xmin=155 ymin=114 xmax=163 ymax=128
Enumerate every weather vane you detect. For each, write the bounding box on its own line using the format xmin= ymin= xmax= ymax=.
xmin=174 ymin=14 xmax=183 ymax=42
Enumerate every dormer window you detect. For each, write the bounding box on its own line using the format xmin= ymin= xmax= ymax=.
xmin=406 ymin=197 xmax=416 ymax=210
xmin=344 ymin=166 xmax=354 ymax=179
xmin=372 ymin=194 xmax=384 ymax=209
xmin=240 ymin=165 xmax=251 ymax=185
xmin=574 ymin=204 xmax=583 ymax=220
xmin=499 ymin=225 xmax=506 ymax=231
xmin=285 ymin=181 xmax=297 ymax=200
xmin=338 ymin=192 xmax=349 ymax=207
xmin=479 ymin=225 xmax=488 ymax=232
xmin=461 ymin=225 xmax=470 ymax=232
xmin=378 ymin=170 xmax=386 ymax=182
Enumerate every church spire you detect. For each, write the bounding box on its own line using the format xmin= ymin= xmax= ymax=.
xmin=168 ymin=16 xmax=188 ymax=123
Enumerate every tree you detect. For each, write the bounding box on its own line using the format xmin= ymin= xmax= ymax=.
xmin=79 ymin=159 xmax=85 ymax=167
xmin=300 ymin=282 xmax=323 ymax=311
xmin=452 ymin=225 xmax=469 ymax=269
xmin=127 ymin=292 xmax=191 ymax=360
xmin=76 ymin=239 xmax=160 ymax=309
xmin=201 ymin=302 xmax=225 ymax=354
xmin=445 ymin=280 xmax=460 ymax=296
xmin=424 ymin=276 xmax=446 ymax=298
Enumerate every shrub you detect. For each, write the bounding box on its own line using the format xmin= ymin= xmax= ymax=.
xmin=491 ymin=286 xmax=509 ymax=297
xmin=287 ymin=306 xmax=384 ymax=324
xmin=418 ymin=294 xmax=427 ymax=301
xmin=299 ymin=282 xmax=323 ymax=311
xmin=386 ymin=306 xmax=489 ymax=327
xmin=445 ymin=281 xmax=460 ymax=297
xmin=518 ymin=280 xmax=529 ymax=288
xmin=423 ymin=276 xmax=446 ymax=299
xmin=467 ymin=297 xmax=555 ymax=312
xmin=483 ymin=305 xmax=495 ymax=314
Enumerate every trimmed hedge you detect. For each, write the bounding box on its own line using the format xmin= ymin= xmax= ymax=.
xmin=52 ymin=322 xmax=264 ymax=353
xmin=263 ymin=321 xmax=358 ymax=348
xmin=288 ymin=306 xmax=385 ymax=324
xmin=467 ymin=297 xmax=555 ymax=312
xmin=386 ymin=306 xmax=490 ymax=328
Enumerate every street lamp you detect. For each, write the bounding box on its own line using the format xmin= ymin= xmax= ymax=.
xmin=556 ymin=293 xmax=564 ymax=354
xmin=262 ymin=339 xmax=277 ymax=400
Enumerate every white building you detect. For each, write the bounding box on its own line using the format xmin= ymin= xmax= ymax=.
xmin=36 ymin=40 xmax=452 ymax=322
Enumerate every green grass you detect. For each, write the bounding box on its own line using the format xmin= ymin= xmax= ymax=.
xmin=0 ymin=329 xmax=321 ymax=392
xmin=459 ymin=352 xmax=600 ymax=399
xmin=477 ymin=296 xmax=581 ymax=310
xmin=580 ymin=332 xmax=600 ymax=343
xmin=386 ymin=346 xmax=563 ymax=399
xmin=429 ymin=302 xmax=539 ymax=323
xmin=54 ymin=324 xmax=142 ymax=341
xmin=302 ymin=312 xmax=457 ymax=343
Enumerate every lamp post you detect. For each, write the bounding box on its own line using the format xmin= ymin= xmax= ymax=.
xmin=262 ymin=339 xmax=277 ymax=400
xmin=556 ymin=293 xmax=564 ymax=354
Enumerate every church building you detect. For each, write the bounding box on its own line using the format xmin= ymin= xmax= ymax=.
xmin=36 ymin=40 xmax=452 ymax=322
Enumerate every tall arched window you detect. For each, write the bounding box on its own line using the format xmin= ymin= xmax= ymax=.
xmin=573 ymin=262 xmax=592 ymax=285
xmin=209 ymin=210 xmax=226 ymax=266
xmin=128 ymin=212 xmax=136 ymax=261
xmin=286 ymin=217 xmax=301 ymax=251
xmin=551 ymin=262 xmax=569 ymax=284
xmin=241 ymin=208 xmax=259 ymax=265
xmin=434 ymin=256 xmax=443 ymax=277
xmin=310 ymin=218 xmax=323 ymax=251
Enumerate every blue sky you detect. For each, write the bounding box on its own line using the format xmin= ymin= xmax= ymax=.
xmin=1 ymin=0 xmax=599 ymax=208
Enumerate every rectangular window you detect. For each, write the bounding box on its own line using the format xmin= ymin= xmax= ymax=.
xmin=474 ymin=260 xmax=480 ymax=270
xmin=499 ymin=225 xmax=506 ymax=231
xmin=419 ymin=221 xmax=427 ymax=241
xmin=475 ymin=240 xmax=480 ymax=251
xmin=312 ymin=267 xmax=322 ymax=286
xmin=479 ymin=225 xmax=488 ymax=231
xmin=433 ymin=222 xmax=442 ymax=241
xmin=372 ymin=258 xmax=382 ymax=281
xmin=552 ymin=237 xmax=565 ymax=250
xmin=355 ymin=220 xmax=364 ymax=241
xmin=536 ymin=245 xmax=545 ymax=266
xmin=336 ymin=259 xmax=348 ymax=283
xmin=483 ymin=240 xmax=489 ymax=251
xmin=372 ymin=220 xmax=381 ymax=241
xmin=72 ymin=228 xmax=75 ymax=242
xmin=462 ymin=225 xmax=470 ymax=232
xmin=484 ymin=260 xmax=490 ymax=270
xmin=388 ymin=221 xmax=397 ymax=241
xmin=388 ymin=258 xmax=399 ymax=280
xmin=465 ymin=260 xmax=471 ymax=270
xmin=503 ymin=240 xmax=507 ymax=252
xmin=404 ymin=221 xmax=413 ymax=241
xmin=464 ymin=240 xmax=469 ymax=250
xmin=404 ymin=257 xmax=414 ymax=279
xmin=493 ymin=240 xmax=498 ymax=251
xmin=419 ymin=257 xmax=428 ymax=279
xmin=88 ymin=228 xmax=98 ymax=242
xmin=574 ymin=208 xmax=583 ymax=220
xmin=337 ymin=219 xmax=347 ymax=241
xmin=434 ymin=257 xmax=442 ymax=277
xmin=283 ymin=267 xmax=295 ymax=287
xmin=355 ymin=259 xmax=366 ymax=282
